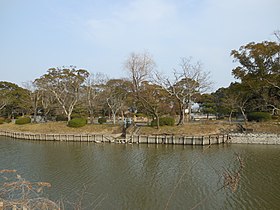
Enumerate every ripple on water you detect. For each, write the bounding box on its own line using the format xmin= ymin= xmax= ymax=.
xmin=0 ymin=138 xmax=280 ymax=209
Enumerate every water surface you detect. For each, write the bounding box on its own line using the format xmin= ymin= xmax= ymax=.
xmin=0 ymin=136 xmax=279 ymax=209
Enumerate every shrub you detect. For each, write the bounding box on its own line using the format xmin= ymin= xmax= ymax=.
xmin=151 ymin=117 xmax=175 ymax=127
xmin=98 ymin=117 xmax=107 ymax=124
xmin=247 ymin=112 xmax=272 ymax=122
xmin=71 ymin=113 xmax=80 ymax=119
xmin=0 ymin=118 xmax=12 ymax=124
xmin=56 ymin=115 xmax=68 ymax=121
xmin=5 ymin=118 xmax=12 ymax=123
xmin=67 ymin=118 xmax=87 ymax=128
xmin=15 ymin=117 xmax=31 ymax=125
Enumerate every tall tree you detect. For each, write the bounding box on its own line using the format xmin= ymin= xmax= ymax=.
xmin=35 ymin=66 xmax=90 ymax=122
xmin=0 ymin=84 xmax=10 ymax=111
xmin=156 ymin=57 xmax=212 ymax=125
xmin=231 ymin=41 xmax=280 ymax=115
xmin=40 ymin=88 xmax=56 ymax=121
xmin=104 ymin=79 xmax=129 ymax=125
xmin=196 ymin=93 xmax=216 ymax=119
xmin=124 ymin=52 xmax=172 ymax=128
xmin=137 ymin=82 xmax=169 ymax=128
xmin=0 ymin=81 xmax=30 ymax=117
xmin=225 ymin=83 xmax=251 ymax=122
xmin=85 ymin=73 xmax=108 ymax=124
xmin=124 ymin=52 xmax=155 ymax=94
xmin=22 ymin=81 xmax=42 ymax=123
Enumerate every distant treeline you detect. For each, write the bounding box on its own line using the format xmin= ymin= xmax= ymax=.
xmin=0 ymin=38 xmax=279 ymax=127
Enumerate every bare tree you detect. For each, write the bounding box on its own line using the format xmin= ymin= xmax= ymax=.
xmin=125 ymin=52 xmax=170 ymax=128
xmin=40 ymin=89 xmax=56 ymax=121
xmin=85 ymin=73 xmax=108 ymax=124
xmin=22 ymin=81 xmax=42 ymax=123
xmin=124 ymin=52 xmax=155 ymax=94
xmin=273 ymin=30 xmax=280 ymax=42
xmin=156 ymin=57 xmax=212 ymax=125
xmin=137 ymin=82 xmax=169 ymax=129
xmin=35 ymin=66 xmax=89 ymax=122
xmin=104 ymin=79 xmax=128 ymax=125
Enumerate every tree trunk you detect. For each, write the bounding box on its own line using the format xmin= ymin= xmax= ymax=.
xmin=240 ymin=107 xmax=247 ymax=122
xmin=112 ymin=112 xmax=116 ymax=125
xmin=121 ymin=111 xmax=124 ymax=122
xmin=155 ymin=113 xmax=160 ymax=129
xmin=229 ymin=110 xmax=233 ymax=123
xmin=67 ymin=113 xmax=71 ymax=122
xmin=177 ymin=106 xmax=185 ymax=125
xmin=0 ymin=103 xmax=6 ymax=110
xmin=33 ymin=108 xmax=37 ymax=123
xmin=187 ymin=101 xmax=192 ymax=122
xmin=89 ymin=109 xmax=94 ymax=124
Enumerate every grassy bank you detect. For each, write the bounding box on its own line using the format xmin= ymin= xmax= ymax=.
xmin=138 ymin=121 xmax=280 ymax=135
xmin=138 ymin=122 xmax=235 ymax=135
xmin=0 ymin=121 xmax=279 ymax=136
xmin=0 ymin=122 xmax=122 ymax=134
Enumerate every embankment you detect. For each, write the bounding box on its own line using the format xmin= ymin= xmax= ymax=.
xmin=0 ymin=130 xmax=280 ymax=145
xmin=228 ymin=133 xmax=280 ymax=145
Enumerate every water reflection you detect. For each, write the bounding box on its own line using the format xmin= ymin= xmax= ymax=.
xmin=0 ymin=137 xmax=279 ymax=209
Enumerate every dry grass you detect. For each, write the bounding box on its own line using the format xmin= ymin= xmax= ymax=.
xmin=139 ymin=121 xmax=280 ymax=135
xmin=139 ymin=122 xmax=237 ymax=136
xmin=0 ymin=121 xmax=279 ymax=136
xmin=0 ymin=122 xmax=122 ymax=134
xmin=0 ymin=170 xmax=60 ymax=210
xmin=244 ymin=122 xmax=280 ymax=134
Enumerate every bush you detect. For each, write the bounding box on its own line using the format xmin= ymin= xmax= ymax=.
xmin=151 ymin=117 xmax=175 ymax=127
xmin=247 ymin=112 xmax=272 ymax=122
xmin=98 ymin=117 xmax=107 ymax=124
xmin=56 ymin=115 xmax=68 ymax=121
xmin=5 ymin=118 xmax=12 ymax=123
xmin=15 ymin=117 xmax=31 ymax=125
xmin=71 ymin=111 xmax=88 ymax=119
xmin=67 ymin=118 xmax=87 ymax=128
xmin=0 ymin=118 xmax=12 ymax=124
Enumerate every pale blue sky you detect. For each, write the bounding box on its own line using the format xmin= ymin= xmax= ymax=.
xmin=0 ymin=0 xmax=279 ymax=90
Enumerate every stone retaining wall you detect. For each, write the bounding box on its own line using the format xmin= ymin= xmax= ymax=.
xmin=229 ymin=133 xmax=280 ymax=145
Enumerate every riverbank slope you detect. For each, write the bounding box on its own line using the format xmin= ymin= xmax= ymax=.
xmin=0 ymin=121 xmax=279 ymax=135
xmin=0 ymin=121 xmax=279 ymax=145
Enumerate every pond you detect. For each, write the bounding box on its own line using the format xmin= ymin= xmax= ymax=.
xmin=0 ymin=136 xmax=279 ymax=209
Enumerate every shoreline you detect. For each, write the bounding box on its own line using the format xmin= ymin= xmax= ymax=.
xmin=1 ymin=130 xmax=280 ymax=145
